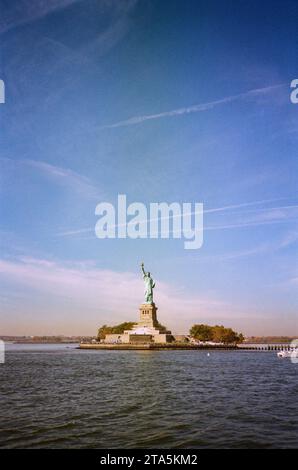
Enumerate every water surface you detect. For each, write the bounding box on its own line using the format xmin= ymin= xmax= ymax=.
xmin=0 ymin=344 xmax=297 ymax=448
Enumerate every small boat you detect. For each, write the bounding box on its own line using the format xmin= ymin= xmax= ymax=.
xmin=277 ymin=348 xmax=298 ymax=358
xmin=277 ymin=350 xmax=290 ymax=358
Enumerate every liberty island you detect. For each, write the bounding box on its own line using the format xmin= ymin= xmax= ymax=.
xmin=79 ymin=263 xmax=238 ymax=350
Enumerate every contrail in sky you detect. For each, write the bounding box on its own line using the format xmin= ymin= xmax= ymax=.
xmin=57 ymin=197 xmax=295 ymax=236
xmin=100 ymin=84 xmax=285 ymax=129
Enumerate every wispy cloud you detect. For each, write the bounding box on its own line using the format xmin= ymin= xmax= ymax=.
xmin=205 ymin=211 xmax=298 ymax=233
xmin=199 ymin=229 xmax=298 ymax=262
xmin=100 ymin=84 xmax=286 ymax=129
xmin=206 ymin=244 xmax=272 ymax=261
xmin=0 ymin=0 xmax=80 ymax=35
xmin=279 ymin=230 xmax=298 ymax=248
xmin=0 ymin=157 xmax=103 ymax=199
xmin=1 ymin=157 xmax=100 ymax=199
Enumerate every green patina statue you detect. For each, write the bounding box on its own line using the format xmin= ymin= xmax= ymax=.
xmin=141 ymin=262 xmax=155 ymax=304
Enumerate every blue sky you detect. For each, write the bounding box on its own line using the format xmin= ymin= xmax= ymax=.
xmin=0 ymin=0 xmax=297 ymax=336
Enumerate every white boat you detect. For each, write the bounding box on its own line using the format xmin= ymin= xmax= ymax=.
xmin=277 ymin=348 xmax=298 ymax=358
xmin=277 ymin=350 xmax=290 ymax=358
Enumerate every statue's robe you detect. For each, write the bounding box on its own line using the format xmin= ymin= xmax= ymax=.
xmin=143 ymin=274 xmax=155 ymax=302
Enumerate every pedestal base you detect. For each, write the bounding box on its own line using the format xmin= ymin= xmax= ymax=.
xmin=138 ymin=302 xmax=158 ymax=328
xmin=104 ymin=302 xmax=173 ymax=344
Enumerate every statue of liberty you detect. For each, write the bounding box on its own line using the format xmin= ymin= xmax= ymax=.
xmin=141 ymin=262 xmax=155 ymax=304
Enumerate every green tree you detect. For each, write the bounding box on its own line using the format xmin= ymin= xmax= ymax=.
xmin=97 ymin=322 xmax=135 ymax=340
xmin=211 ymin=325 xmax=226 ymax=343
xmin=190 ymin=323 xmax=244 ymax=345
xmin=220 ymin=327 xmax=238 ymax=344
xmin=190 ymin=324 xmax=214 ymax=341
xmin=236 ymin=333 xmax=245 ymax=344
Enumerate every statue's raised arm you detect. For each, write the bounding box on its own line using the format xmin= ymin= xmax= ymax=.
xmin=141 ymin=262 xmax=146 ymax=277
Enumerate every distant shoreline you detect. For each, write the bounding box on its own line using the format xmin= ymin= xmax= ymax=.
xmin=1 ymin=336 xmax=297 ymax=344
xmin=78 ymin=343 xmax=294 ymax=351
xmin=4 ymin=341 xmax=80 ymax=344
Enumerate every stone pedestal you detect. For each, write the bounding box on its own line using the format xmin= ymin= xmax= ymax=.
xmin=138 ymin=302 xmax=158 ymax=328
xmin=105 ymin=302 xmax=173 ymax=344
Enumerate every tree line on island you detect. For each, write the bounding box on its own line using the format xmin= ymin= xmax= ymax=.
xmin=97 ymin=322 xmax=244 ymax=344
xmin=189 ymin=324 xmax=244 ymax=344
